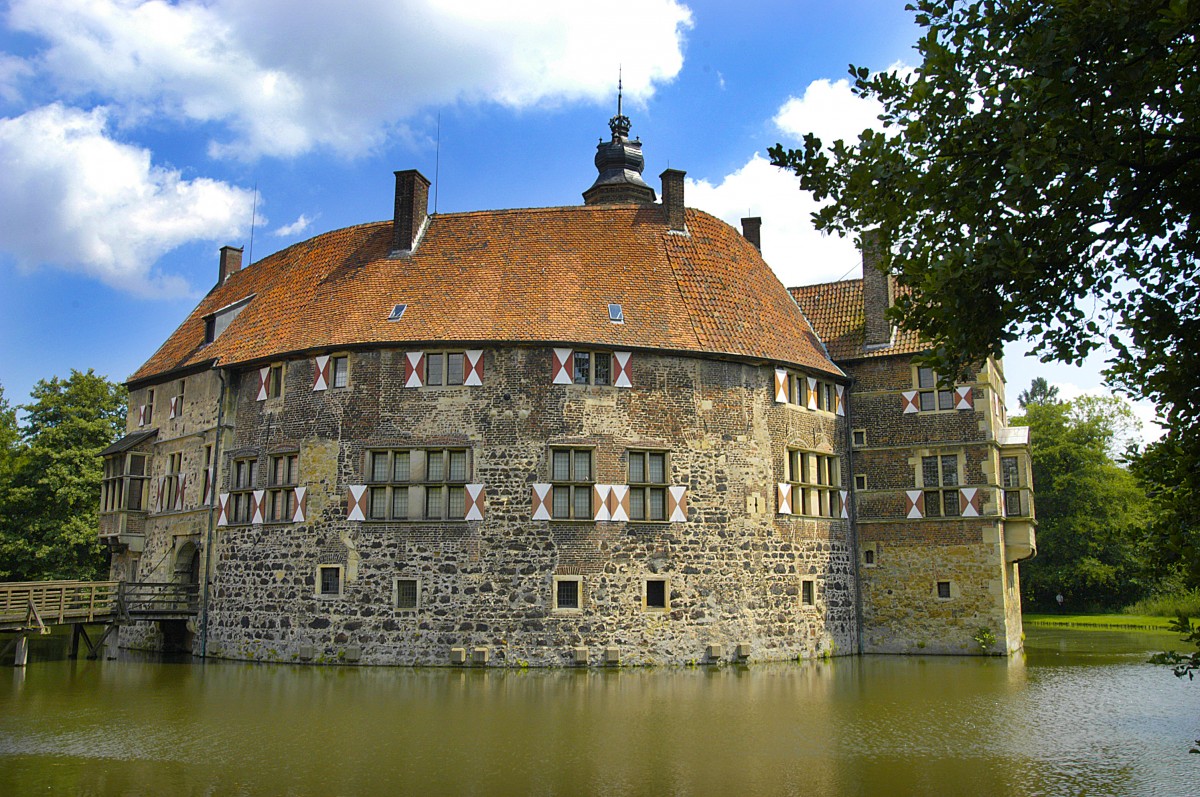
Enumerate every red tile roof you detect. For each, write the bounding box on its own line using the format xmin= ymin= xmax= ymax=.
xmin=131 ymin=205 xmax=842 ymax=384
xmin=788 ymin=279 xmax=925 ymax=361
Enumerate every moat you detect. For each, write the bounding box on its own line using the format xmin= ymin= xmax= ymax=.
xmin=1 ymin=626 xmax=1195 ymax=796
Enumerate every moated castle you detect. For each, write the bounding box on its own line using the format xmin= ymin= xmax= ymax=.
xmin=98 ymin=109 xmax=1035 ymax=665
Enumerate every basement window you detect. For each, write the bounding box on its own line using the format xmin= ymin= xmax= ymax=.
xmin=553 ymin=576 xmax=582 ymax=611
xmin=645 ymin=578 xmax=668 ymax=610
xmin=317 ymin=565 xmax=343 ymax=598
xmin=937 ymin=581 xmax=952 ymax=599
xmin=395 ymin=578 xmax=420 ymax=610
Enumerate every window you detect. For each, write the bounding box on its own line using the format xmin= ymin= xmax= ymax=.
xmin=267 ymin=364 xmax=284 ymax=399
xmin=163 ymin=452 xmax=183 ymax=512
xmin=332 ymin=356 xmax=349 ymax=389
xmin=101 ymin=452 xmax=149 ymax=513
xmin=553 ymin=576 xmax=582 ymax=611
xmin=1001 ymin=456 xmax=1023 ymax=516
xmin=922 ymin=455 xmax=961 ymax=517
xmin=202 ymin=444 xmax=213 ymax=505
xmin=852 ymin=429 xmax=866 ymax=447
xmin=230 ymin=457 xmax=258 ymax=524
xmin=801 ymin=580 xmax=815 ymax=606
xmin=424 ymin=352 xmax=465 ymax=386
xmin=608 ymin=303 xmax=624 ymax=323
xmin=572 ymin=351 xmax=611 ymax=386
xmin=267 ymin=453 xmax=298 ymax=522
xmin=863 ymin=547 xmax=876 ymax=566
xmin=366 ymin=449 xmax=468 ymax=521
xmin=145 ymin=389 xmax=155 ymax=425
xmin=172 ymin=380 xmax=185 ymax=416
xmin=551 ymin=447 xmax=593 ymax=519
xmin=917 ymin=367 xmax=955 ymax=412
xmin=395 ymin=578 xmax=420 ymax=610
xmin=854 ymin=474 xmax=867 ymax=490
xmin=317 ymin=565 xmax=343 ymax=597
xmin=645 ymin=578 xmax=667 ymax=610
xmin=628 ymin=450 xmax=668 ymax=521
xmin=937 ymin=581 xmax=952 ymax=599
xmin=388 ymin=304 xmax=407 ymax=321
xmin=786 ymin=448 xmax=841 ymax=517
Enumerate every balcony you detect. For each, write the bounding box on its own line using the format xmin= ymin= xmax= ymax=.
xmin=98 ymin=511 xmax=146 ymax=552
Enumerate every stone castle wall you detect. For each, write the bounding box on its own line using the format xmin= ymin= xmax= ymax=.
xmin=184 ymin=346 xmax=858 ymax=666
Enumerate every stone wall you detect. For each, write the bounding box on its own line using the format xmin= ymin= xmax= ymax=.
xmin=194 ymin=346 xmax=857 ymax=666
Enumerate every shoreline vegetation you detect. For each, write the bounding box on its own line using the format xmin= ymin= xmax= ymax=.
xmin=1024 ymin=613 xmax=1174 ymax=632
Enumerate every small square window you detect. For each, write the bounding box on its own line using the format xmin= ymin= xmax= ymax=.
xmin=801 ymin=580 xmax=815 ymax=606
xmin=852 ymin=429 xmax=866 ymax=447
xmin=645 ymin=578 xmax=667 ymax=610
xmin=937 ymin=581 xmax=951 ymax=599
xmin=395 ymin=578 xmax=419 ymax=610
xmin=318 ymin=565 xmax=343 ymax=597
xmin=854 ymin=474 xmax=867 ymax=490
xmin=554 ymin=576 xmax=581 ymax=610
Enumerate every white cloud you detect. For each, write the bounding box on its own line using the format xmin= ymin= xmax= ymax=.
xmin=687 ymin=154 xmax=864 ymax=288
xmin=773 ymin=64 xmax=912 ymax=146
xmin=273 ymin=213 xmax=313 ymax=238
xmin=0 ymin=104 xmax=254 ymax=296
xmin=7 ymin=0 xmax=692 ymax=160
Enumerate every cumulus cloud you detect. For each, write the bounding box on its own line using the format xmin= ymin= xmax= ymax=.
xmin=273 ymin=213 xmax=313 ymax=238
xmin=7 ymin=0 xmax=692 ymax=160
xmin=774 ymin=64 xmax=912 ymax=146
xmin=687 ymin=154 xmax=863 ymax=288
xmin=0 ymin=104 xmax=254 ymax=296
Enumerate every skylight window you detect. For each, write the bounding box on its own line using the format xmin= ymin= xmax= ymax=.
xmin=388 ymin=304 xmax=407 ymax=322
xmin=608 ymin=303 xmax=624 ymax=324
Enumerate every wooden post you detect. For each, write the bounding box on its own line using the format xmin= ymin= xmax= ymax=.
xmin=69 ymin=624 xmax=82 ymax=659
xmin=14 ymin=635 xmax=28 ymax=667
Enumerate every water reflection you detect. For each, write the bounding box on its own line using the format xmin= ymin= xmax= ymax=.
xmin=0 ymin=627 xmax=1195 ymax=796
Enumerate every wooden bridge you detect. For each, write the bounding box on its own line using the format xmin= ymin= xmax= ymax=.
xmin=0 ymin=580 xmax=199 ymax=666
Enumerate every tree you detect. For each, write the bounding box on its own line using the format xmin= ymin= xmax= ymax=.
xmin=1018 ymin=377 xmax=1059 ymax=410
xmin=769 ymin=0 xmax=1200 ymax=493
xmin=0 ymin=370 xmax=126 ymax=581
xmin=1012 ymin=389 xmax=1149 ymax=611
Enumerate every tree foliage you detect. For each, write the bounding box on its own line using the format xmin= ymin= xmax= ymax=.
xmin=1018 ymin=376 xmax=1059 ymax=410
xmin=0 ymin=371 xmax=126 ymax=581
xmin=1012 ymin=389 xmax=1148 ymax=610
xmin=769 ymin=0 xmax=1200 ymax=490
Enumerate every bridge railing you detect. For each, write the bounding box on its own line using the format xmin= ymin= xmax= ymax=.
xmin=0 ymin=580 xmax=121 ymax=629
xmin=119 ymin=581 xmax=201 ymax=617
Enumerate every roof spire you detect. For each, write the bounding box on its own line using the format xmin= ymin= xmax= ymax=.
xmin=583 ymin=72 xmax=655 ymax=205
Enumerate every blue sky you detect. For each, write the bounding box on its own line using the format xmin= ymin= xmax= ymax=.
xmin=0 ymin=0 xmax=1158 ymax=438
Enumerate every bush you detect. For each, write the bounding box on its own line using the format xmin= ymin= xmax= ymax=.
xmin=1124 ymin=589 xmax=1200 ymax=618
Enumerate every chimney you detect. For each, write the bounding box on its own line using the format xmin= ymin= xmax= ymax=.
xmin=741 ymin=217 xmax=762 ymax=251
xmin=219 ymin=245 xmax=243 ymax=284
xmin=660 ymin=169 xmax=686 ymax=232
xmin=392 ymin=169 xmax=431 ymax=254
xmin=861 ymin=228 xmax=894 ymax=347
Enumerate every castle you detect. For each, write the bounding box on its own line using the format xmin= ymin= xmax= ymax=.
xmin=98 ymin=108 xmax=1035 ymax=665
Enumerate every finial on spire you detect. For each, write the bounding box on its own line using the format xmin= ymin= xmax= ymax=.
xmin=609 ymin=68 xmax=631 ymax=139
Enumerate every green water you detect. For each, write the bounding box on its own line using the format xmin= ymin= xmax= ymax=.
xmin=1 ymin=627 xmax=1195 ymax=796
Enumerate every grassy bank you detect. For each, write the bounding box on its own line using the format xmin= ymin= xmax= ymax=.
xmin=1024 ymin=613 xmax=1174 ymax=631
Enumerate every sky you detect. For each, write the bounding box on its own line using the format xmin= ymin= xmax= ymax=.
xmin=0 ymin=0 xmax=1162 ymax=440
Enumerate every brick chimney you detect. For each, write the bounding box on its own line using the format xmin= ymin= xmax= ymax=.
xmin=741 ymin=217 xmax=762 ymax=251
xmin=219 ymin=245 xmax=243 ymax=284
xmin=660 ymin=169 xmax=686 ymax=232
xmin=392 ymin=169 xmax=431 ymax=254
xmin=861 ymin=228 xmax=894 ymax=347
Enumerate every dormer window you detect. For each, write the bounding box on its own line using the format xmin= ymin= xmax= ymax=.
xmin=608 ymin=303 xmax=624 ymax=323
xmin=204 ymin=295 xmax=254 ymax=344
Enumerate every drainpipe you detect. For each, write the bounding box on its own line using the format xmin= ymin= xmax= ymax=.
xmin=843 ymin=378 xmax=865 ymax=656
xmin=199 ymin=366 xmax=228 ymax=659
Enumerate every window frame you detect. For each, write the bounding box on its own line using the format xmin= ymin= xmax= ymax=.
xmin=266 ymin=452 xmax=298 ymax=523
xmin=785 ymin=448 xmax=842 ymax=517
xmin=230 ymin=456 xmax=258 ymax=525
xmin=549 ymin=446 xmax=594 ymax=520
xmin=365 ymin=448 xmax=470 ymax=522
xmin=553 ymin=575 xmax=583 ymax=612
xmin=101 ymin=452 xmax=149 ymax=514
xmin=162 ymin=451 xmax=183 ymax=513
xmin=1001 ymin=455 xmax=1023 ymax=516
xmin=571 ymin=350 xmax=613 ymax=386
xmin=317 ymin=565 xmax=344 ymax=598
xmin=627 ymin=449 xmax=669 ymax=522
xmin=916 ymin=366 xmax=956 ymax=412
xmin=801 ymin=579 xmax=816 ymax=606
xmin=921 ymin=453 xmax=962 ymax=518
xmin=644 ymin=577 xmax=669 ymax=611
xmin=266 ymin=363 xmax=285 ymax=399
xmin=423 ymin=351 xmax=466 ymax=387
xmin=331 ymin=355 xmax=349 ymax=389
xmin=394 ymin=577 xmax=421 ymax=611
